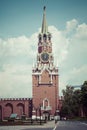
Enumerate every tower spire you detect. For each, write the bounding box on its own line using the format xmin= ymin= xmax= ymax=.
xmin=41 ymin=6 xmax=48 ymax=34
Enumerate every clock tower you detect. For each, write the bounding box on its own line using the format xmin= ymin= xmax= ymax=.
xmin=32 ymin=7 xmax=59 ymax=118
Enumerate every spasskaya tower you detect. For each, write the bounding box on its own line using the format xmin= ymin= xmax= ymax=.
xmin=32 ymin=7 xmax=59 ymax=117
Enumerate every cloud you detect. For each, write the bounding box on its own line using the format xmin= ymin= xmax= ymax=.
xmin=59 ymin=20 xmax=87 ymax=94
xmin=75 ymin=23 xmax=87 ymax=39
xmin=0 ymin=19 xmax=87 ymax=97
xmin=0 ymin=35 xmax=37 ymax=57
xmin=66 ymin=19 xmax=78 ymax=33
xmin=49 ymin=26 xmax=69 ymax=65
xmin=70 ymin=65 xmax=87 ymax=77
xmin=0 ymin=64 xmax=32 ymax=98
xmin=0 ymin=34 xmax=37 ymax=98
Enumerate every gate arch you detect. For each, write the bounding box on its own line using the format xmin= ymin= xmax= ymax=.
xmin=0 ymin=105 xmax=2 ymax=121
xmin=17 ymin=103 xmax=24 ymax=116
xmin=5 ymin=103 xmax=13 ymax=117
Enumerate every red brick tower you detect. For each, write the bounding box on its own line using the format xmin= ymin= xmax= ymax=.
xmin=32 ymin=7 xmax=59 ymax=118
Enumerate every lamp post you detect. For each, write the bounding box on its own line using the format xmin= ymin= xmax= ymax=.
xmin=39 ymin=104 xmax=41 ymax=125
xmin=36 ymin=108 xmax=38 ymax=120
xmin=32 ymin=105 xmax=37 ymax=120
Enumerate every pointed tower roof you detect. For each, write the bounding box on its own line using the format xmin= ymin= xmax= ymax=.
xmin=41 ymin=6 xmax=48 ymax=34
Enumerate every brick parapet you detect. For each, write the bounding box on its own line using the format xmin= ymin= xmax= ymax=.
xmin=0 ymin=98 xmax=31 ymax=101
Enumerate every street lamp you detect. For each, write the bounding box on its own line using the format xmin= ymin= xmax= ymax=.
xmin=39 ymin=104 xmax=41 ymax=125
xmin=32 ymin=105 xmax=38 ymax=120
xmin=36 ymin=108 xmax=38 ymax=120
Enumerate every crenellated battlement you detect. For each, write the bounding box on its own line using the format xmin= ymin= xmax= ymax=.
xmin=0 ymin=98 xmax=32 ymax=101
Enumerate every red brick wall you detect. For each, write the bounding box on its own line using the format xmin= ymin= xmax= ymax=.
xmin=0 ymin=98 xmax=32 ymax=120
xmin=32 ymin=70 xmax=59 ymax=115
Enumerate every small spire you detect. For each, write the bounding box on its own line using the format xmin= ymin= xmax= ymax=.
xmin=41 ymin=6 xmax=48 ymax=34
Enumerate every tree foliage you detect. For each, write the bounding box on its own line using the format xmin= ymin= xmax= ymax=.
xmin=81 ymin=81 xmax=87 ymax=107
xmin=81 ymin=81 xmax=87 ymax=116
xmin=60 ymin=85 xmax=81 ymax=118
xmin=60 ymin=81 xmax=87 ymax=117
xmin=60 ymin=81 xmax=87 ymax=118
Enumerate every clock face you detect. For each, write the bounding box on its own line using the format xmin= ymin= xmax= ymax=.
xmin=41 ymin=53 xmax=49 ymax=62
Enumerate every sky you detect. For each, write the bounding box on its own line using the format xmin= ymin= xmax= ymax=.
xmin=0 ymin=0 xmax=87 ymax=98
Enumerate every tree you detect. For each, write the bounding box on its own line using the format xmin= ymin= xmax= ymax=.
xmin=81 ymin=81 xmax=87 ymax=106
xmin=72 ymin=89 xmax=82 ymax=116
xmin=61 ymin=85 xmax=74 ymax=118
xmin=60 ymin=85 xmax=82 ymax=118
xmin=81 ymin=81 xmax=87 ymax=116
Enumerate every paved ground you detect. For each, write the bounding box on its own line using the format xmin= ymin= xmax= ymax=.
xmin=0 ymin=120 xmax=56 ymax=130
xmin=0 ymin=120 xmax=87 ymax=130
xmin=56 ymin=121 xmax=87 ymax=130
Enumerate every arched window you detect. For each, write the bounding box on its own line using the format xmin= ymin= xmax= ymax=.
xmin=38 ymin=34 xmax=42 ymax=42
xmin=43 ymin=98 xmax=50 ymax=109
xmin=43 ymin=34 xmax=47 ymax=41
xmin=48 ymin=34 xmax=51 ymax=41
